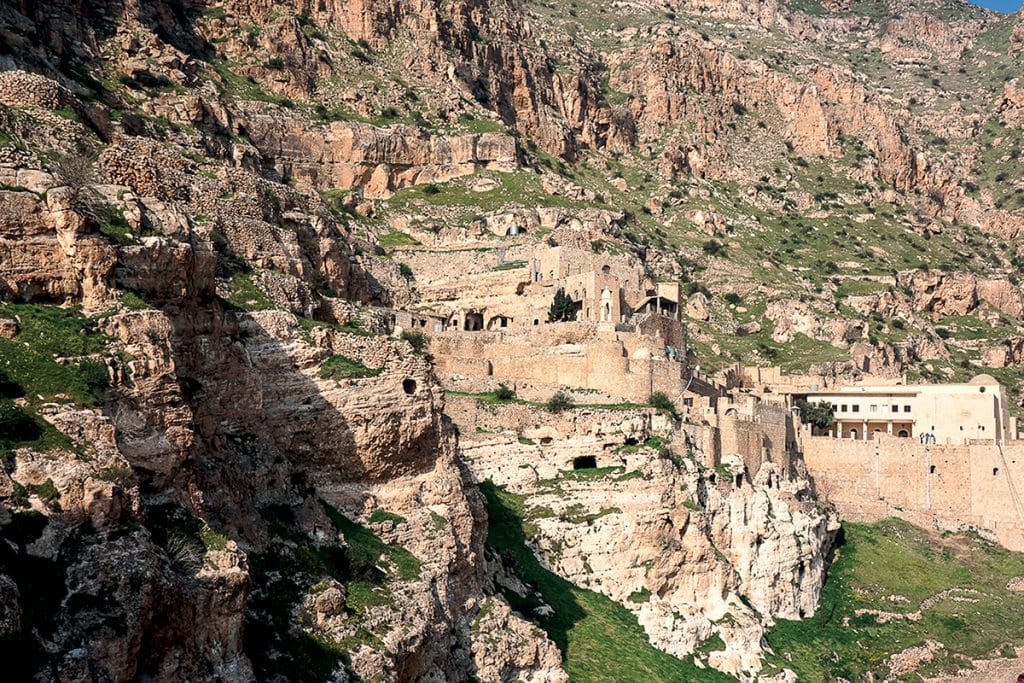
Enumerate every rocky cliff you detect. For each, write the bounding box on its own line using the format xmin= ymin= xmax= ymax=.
xmin=0 ymin=0 xmax=1022 ymax=680
xmin=454 ymin=399 xmax=835 ymax=679
xmin=0 ymin=10 xmax=566 ymax=676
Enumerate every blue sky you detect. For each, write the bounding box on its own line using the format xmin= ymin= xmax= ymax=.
xmin=971 ymin=0 xmax=1022 ymax=11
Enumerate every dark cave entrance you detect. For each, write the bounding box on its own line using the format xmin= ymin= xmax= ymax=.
xmin=572 ymin=456 xmax=597 ymax=470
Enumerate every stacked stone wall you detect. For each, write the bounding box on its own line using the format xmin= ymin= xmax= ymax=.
xmin=431 ymin=326 xmax=685 ymax=404
xmin=802 ymin=434 xmax=1024 ymax=550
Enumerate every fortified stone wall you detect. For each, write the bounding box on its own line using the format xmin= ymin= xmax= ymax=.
xmin=706 ymin=396 xmax=795 ymax=476
xmin=801 ymin=433 xmax=1024 ymax=550
xmin=430 ymin=324 xmax=685 ymax=404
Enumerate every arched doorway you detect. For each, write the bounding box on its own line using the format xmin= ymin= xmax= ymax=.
xmin=849 ymin=428 xmax=858 ymax=440
xmin=600 ymin=289 xmax=613 ymax=322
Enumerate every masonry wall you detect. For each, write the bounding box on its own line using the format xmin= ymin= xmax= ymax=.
xmin=801 ymin=434 xmax=1024 ymax=550
xmin=430 ymin=325 xmax=685 ymax=404
xmin=711 ymin=399 xmax=794 ymax=477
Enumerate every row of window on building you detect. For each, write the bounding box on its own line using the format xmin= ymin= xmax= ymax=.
xmin=832 ymin=403 xmax=912 ymax=414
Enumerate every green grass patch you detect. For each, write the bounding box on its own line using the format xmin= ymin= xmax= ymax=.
xmin=387 ymin=172 xmax=578 ymax=214
xmin=318 ymin=354 xmax=381 ymax=381
xmin=223 ymin=273 xmax=276 ymax=312
xmin=199 ymin=525 xmax=230 ymax=551
xmin=765 ymin=518 xmax=1024 ymax=680
xmin=377 ymin=230 xmax=420 ymax=250
xmin=297 ymin=315 xmax=375 ymax=339
xmin=0 ymin=304 xmax=110 ymax=407
xmin=367 ymin=509 xmax=406 ymax=526
xmin=95 ymin=204 xmax=134 ymax=246
xmin=458 ymin=114 xmax=505 ymax=134
xmin=320 ymin=501 xmax=420 ymax=581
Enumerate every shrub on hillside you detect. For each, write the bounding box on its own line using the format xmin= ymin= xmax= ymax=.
xmin=401 ymin=330 xmax=427 ymax=354
xmin=545 ymin=390 xmax=574 ymax=413
xmin=494 ymin=383 xmax=516 ymax=401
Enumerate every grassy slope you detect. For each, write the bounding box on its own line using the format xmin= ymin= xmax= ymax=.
xmin=765 ymin=518 xmax=1024 ymax=681
xmin=0 ymin=304 xmax=113 ymax=460
xmin=480 ymin=481 xmax=732 ymax=683
xmin=0 ymin=303 xmax=110 ymax=406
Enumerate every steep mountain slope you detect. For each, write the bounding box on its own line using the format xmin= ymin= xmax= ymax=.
xmin=0 ymin=0 xmax=1022 ymax=681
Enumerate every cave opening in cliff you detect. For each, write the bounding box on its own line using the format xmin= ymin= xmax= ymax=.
xmin=403 ymin=378 xmax=417 ymax=395
xmin=573 ymin=455 xmax=597 ymax=470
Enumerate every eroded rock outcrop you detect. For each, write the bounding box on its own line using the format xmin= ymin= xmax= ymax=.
xmin=245 ymin=116 xmax=518 ymax=198
xmin=455 ymin=399 xmax=835 ymax=678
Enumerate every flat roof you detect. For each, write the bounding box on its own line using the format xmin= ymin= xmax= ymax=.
xmin=804 ymin=381 xmax=1003 ymax=398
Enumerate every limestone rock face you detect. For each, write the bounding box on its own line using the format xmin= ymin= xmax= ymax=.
xmin=1011 ymin=9 xmax=1024 ymax=56
xmin=1000 ymin=81 xmax=1024 ymax=129
xmin=983 ymin=337 xmax=1024 ymax=368
xmin=471 ymin=597 xmax=568 ymax=683
xmin=874 ymin=13 xmax=976 ymax=62
xmin=899 ymin=270 xmax=1024 ymax=320
xmin=245 ymin=116 xmax=519 ymax=198
xmin=457 ymin=403 xmax=836 ymax=678
xmin=765 ymin=299 xmax=851 ymax=344
xmin=0 ymin=74 xmax=561 ymax=683
xmin=687 ymin=292 xmax=711 ymax=321
xmin=0 ymin=187 xmax=116 ymax=309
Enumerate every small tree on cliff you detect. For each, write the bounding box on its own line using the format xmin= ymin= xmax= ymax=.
xmin=548 ymin=288 xmax=576 ymax=323
xmin=649 ymin=391 xmax=677 ymax=419
xmin=795 ymin=399 xmax=834 ymax=433
xmin=546 ymin=390 xmax=574 ymax=413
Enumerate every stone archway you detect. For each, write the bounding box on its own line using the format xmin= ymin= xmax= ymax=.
xmin=599 ymin=288 xmax=613 ymax=322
